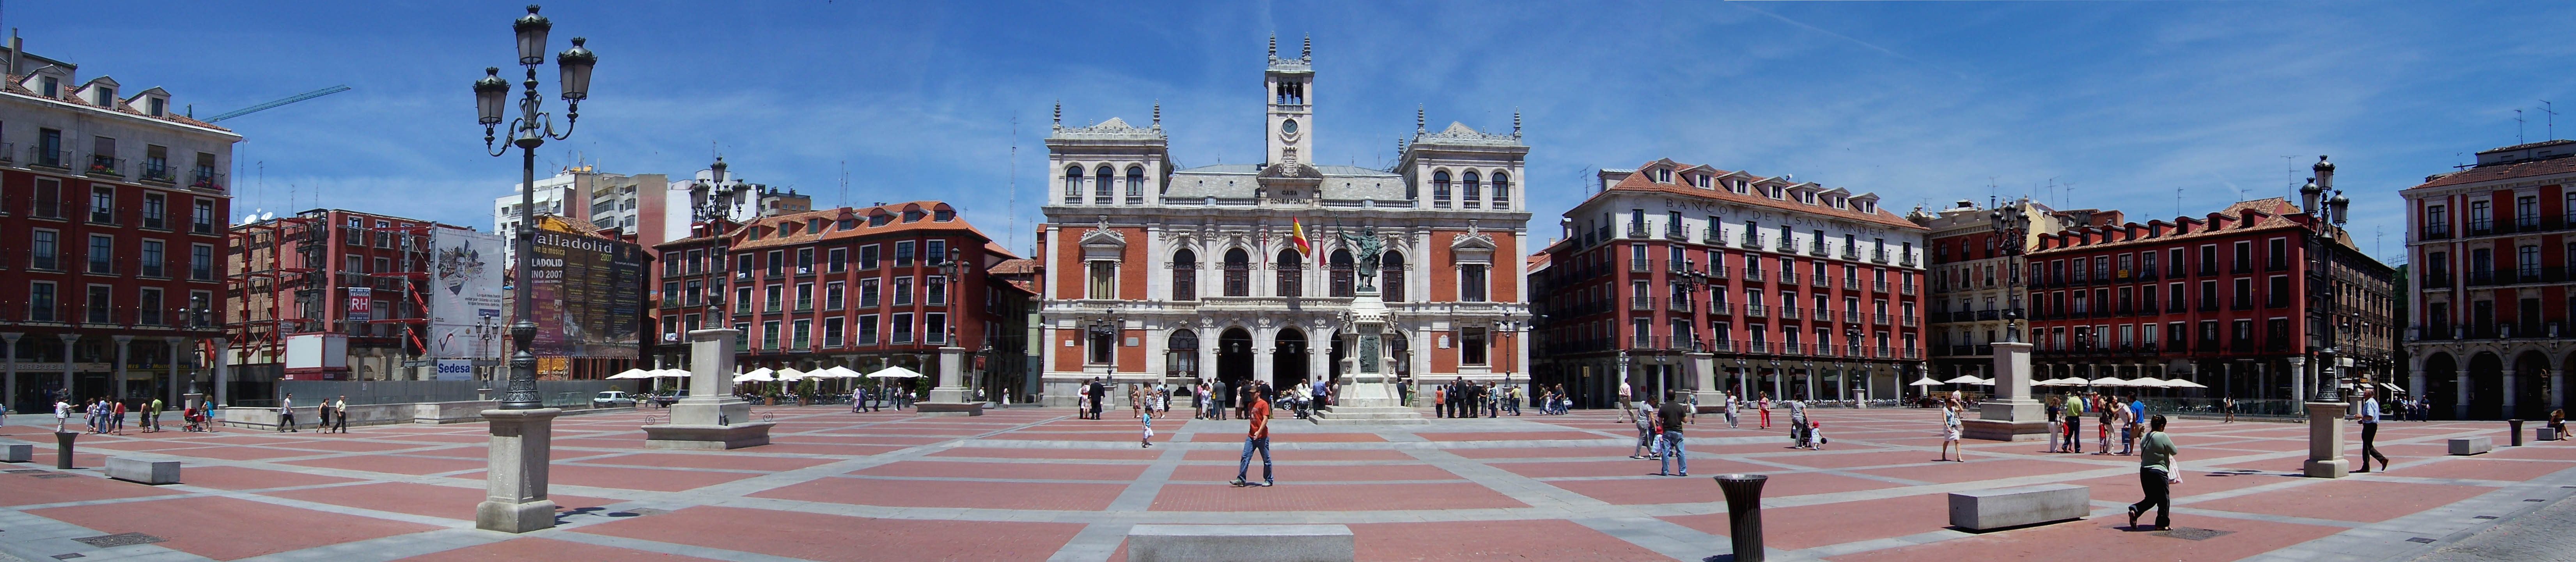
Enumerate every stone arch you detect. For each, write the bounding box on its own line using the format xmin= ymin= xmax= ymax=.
xmin=2514 ymin=350 xmax=2553 ymax=420
xmin=2424 ymin=351 xmax=2459 ymax=420
xmin=2469 ymin=351 xmax=2505 ymax=419
xmin=1273 ymin=327 xmax=1310 ymax=388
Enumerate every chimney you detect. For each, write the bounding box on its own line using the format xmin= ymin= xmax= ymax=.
xmin=7 ymin=29 xmax=20 ymax=78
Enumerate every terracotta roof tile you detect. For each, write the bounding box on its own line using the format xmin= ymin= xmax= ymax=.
xmin=1601 ymin=160 xmax=1925 ymax=230
xmin=988 ymin=258 xmax=1040 ymax=275
xmin=2409 ymin=157 xmax=2576 ymax=191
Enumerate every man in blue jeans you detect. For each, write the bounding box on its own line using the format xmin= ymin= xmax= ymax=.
xmin=1231 ymin=385 xmax=1273 ymax=487
xmin=1656 ymin=391 xmax=1691 ymax=477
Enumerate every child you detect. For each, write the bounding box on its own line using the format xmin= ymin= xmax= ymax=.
xmin=1140 ymin=389 xmax=1157 ymax=448
xmin=1810 ymin=422 xmax=1828 ymax=450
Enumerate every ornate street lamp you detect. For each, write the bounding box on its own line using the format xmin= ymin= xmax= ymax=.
xmin=1988 ymin=201 xmax=2032 ymax=343
xmin=476 ymin=4 xmax=596 ymax=410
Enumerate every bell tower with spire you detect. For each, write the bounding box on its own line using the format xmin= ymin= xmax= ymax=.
xmin=1264 ymin=34 xmax=1314 ymax=167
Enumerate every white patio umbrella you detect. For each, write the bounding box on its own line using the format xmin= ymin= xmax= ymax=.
xmin=1973 ymin=377 xmax=1996 ymax=386
xmin=733 ymin=368 xmax=776 ymax=383
xmin=1908 ymin=376 xmax=1944 ymax=387
xmin=608 ymin=368 xmax=652 ymax=379
xmin=775 ymin=367 xmax=810 ymax=381
xmin=824 ymin=366 xmax=863 ymax=378
xmin=2165 ymin=379 xmax=2209 ymax=389
xmin=2128 ymin=377 xmax=2170 ymax=388
xmin=866 ymin=366 xmax=927 ymax=379
xmin=654 ymin=368 xmax=691 ymax=378
xmin=2089 ymin=377 xmax=2130 ymax=387
xmin=1943 ymin=375 xmax=1984 ymax=384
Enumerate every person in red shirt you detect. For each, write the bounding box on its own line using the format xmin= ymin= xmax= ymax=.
xmin=1232 ymin=384 xmax=1274 ymax=487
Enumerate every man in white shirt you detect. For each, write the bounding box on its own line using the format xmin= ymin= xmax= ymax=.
xmin=2347 ymin=388 xmax=2392 ymax=473
xmin=54 ymin=398 xmax=71 ymax=432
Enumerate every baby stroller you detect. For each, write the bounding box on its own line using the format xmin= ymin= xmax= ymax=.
xmin=1789 ymin=415 xmax=1813 ymax=449
xmin=182 ymin=407 xmax=214 ymax=432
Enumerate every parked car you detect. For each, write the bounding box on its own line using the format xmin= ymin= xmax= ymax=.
xmin=592 ymin=390 xmax=637 ymax=408
xmin=651 ymin=390 xmax=689 ymax=407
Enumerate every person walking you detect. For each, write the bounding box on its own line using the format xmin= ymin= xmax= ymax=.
xmin=2128 ymin=414 xmax=2179 ymax=530
xmin=278 ymin=393 xmax=298 ymax=432
xmin=2062 ymin=393 xmax=2085 ymax=453
xmin=1140 ymin=388 xmax=1158 ymax=448
xmin=1788 ymin=399 xmax=1811 ymax=449
xmin=1231 ymin=384 xmax=1274 ymax=487
xmin=2348 ymin=387 xmax=2391 ymax=472
xmin=2116 ymin=395 xmax=2137 ymax=455
xmin=1722 ymin=390 xmax=1740 ymax=429
xmin=2045 ymin=395 xmax=2062 ymax=453
xmin=2095 ymin=393 xmax=2113 ymax=454
xmin=53 ymin=397 xmax=69 ymax=432
xmin=1619 ymin=379 xmax=1636 ymax=423
xmin=1631 ymin=397 xmax=1660 ymax=460
xmin=2221 ymin=396 xmax=2236 ymax=423
xmin=110 ymin=399 xmax=127 ymax=434
xmin=1757 ymin=393 xmax=1772 ymax=429
xmin=331 ymin=395 xmax=351 ymax=433
xmin=145 ymin=397 xmax=163 ymax=432
xmin=1939 ymin=398 xmax=1964 ymax=462
xmin=1656 ymin=392 xmax=1691 ymax=477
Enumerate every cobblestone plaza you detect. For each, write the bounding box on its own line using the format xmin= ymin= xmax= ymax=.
xmin=2 ymin=407 xmax=2571 ymax=561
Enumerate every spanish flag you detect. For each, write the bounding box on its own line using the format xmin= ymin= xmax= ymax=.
xmin=1291 ymin=218 xmax=1313 ymax=256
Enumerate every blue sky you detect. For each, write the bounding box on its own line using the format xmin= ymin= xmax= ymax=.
xmin=17 ymin=0 xmax=2576 ymax=264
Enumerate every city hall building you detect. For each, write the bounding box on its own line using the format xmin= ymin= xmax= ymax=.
xmin=1033 ymin=37 xmax=1532 ymax=405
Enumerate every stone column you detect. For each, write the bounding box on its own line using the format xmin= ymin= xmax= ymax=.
xmin=475 ymin=406 xmax=562 ymax=532
xmin=111 ymin=336 xmax=132 ymax=400
xmin=1309 ymin=331 xmax=1327 ymax=385
xmin=212 ymin=338 xmax=230 ymax=408
xmin=1254 ymin=327 xmax=1276 ymax=387
xmin=2409 ymin=359 xmax=2427 ymax=413
xmin=2551 ymin=368 xmax=2565 ymax=412
xmin=2 ymin=333 xmax=17 ymax=411
xmin=2456 ymin=366 xmax=2472 ymax=420
xmin=165 ymin=337 xmax=184 ymax=405
xmin=920 ymin=345 xmax=983 ymax=416
xmin=1966 ymin=341 xmax=2044 ymax=441
xmin=1688 ymin=352 xmax=1719 ymax=413
xmin=2502 ymin=368 xmax=2520 ymax=418
xmin=59 ymin=335 xmax=78 ymax=400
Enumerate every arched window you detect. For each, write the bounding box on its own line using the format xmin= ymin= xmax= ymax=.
xmin=1329 ymin=249 xmax=1354 ymax=297
xmin=1431 ymin=170 xmax=1452 ymax=206
xmin=1223 ymin=249 xmax=1251 ymax=297
xmin=1381 ymin=251 xmax=1406 ymax=302
xmin=1172 ymin=249 xmax=1198 ymax=301
xmin=1462 ymin=170 xmax=1482 ymax=207
xmin=1094 ymin=165 xmax=1115 ymax=204
xmin=1167 ymin=329 xmax=1198 ymax=379
xmin=1125 ymin=165 xmax=1146 ymax=203
xmin=1064 ymin=165 xmax=1083 ymax=199
xmin=1491 ymin=171 xmax=1510 ymax=205
xmin=1277 ymin=249 xmax=1304 ymax=297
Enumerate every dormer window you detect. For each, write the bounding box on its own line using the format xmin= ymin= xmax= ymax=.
xmin=38 ymin=76 xmax=59 ymax=97
xmin=144 ymin=97 xmax=165 ymax=117
xmin=837 ymin=218 xmax=856 ymax=230
xmin=1654 ymin=168 xmax=1673 ymax=183
xmin=934 ymin=209 xmax=955 ymax=221
xmin=869 ymin=213 xmax=891 ymax=227
xmin=807 ymin=218 xmax=825 ymax=233
xmin=94 ymin=87 xmax=114 ymax=107
xmin=904 ymin=210 xmax=925 ymax=222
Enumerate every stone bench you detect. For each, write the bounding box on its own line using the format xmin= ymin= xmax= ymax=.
xmin=2541 ymin=427 xmax=2564 ymax=441
xmin=105 ymin=457 xmax=180 ymax=485
xmin=3 ymin=444 xmax=28 ymax=463
xmin=1948 ymin=483 xmax=2090 ymax=531
xmin=1127 ymin=524 xmax=1354 ymax=562
xmin=2450 ymin=437 xmax=2493 ymax=455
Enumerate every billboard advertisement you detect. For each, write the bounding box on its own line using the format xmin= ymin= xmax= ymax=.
xmin=530 ymin=229 xmax=644 ymax=358
xmin=428 ymin=228 xmax=507 ymax=360
xmin=434 ymin=359 xmax=475 ymax=381
xmin=346 ymin=287 xmax=373 ymax=322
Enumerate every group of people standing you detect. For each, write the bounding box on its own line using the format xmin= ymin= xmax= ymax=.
xmin=1434 ymin=379 xmax=1516 ymax=418
xmin=271 ymin=393 xmax=353 ymax=433
xmin=2044 ymin=392 xmax=2150 ymax=456
xmin=56 ymin=396 xmax=166 ymax=434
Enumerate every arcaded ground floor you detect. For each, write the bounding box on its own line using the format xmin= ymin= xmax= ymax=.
xmin=0 ymin=404 xmax=2571 ymax=560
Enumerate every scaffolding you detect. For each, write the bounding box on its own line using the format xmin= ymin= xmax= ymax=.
xmin=225 ymin=211 xmax=437 ymax=371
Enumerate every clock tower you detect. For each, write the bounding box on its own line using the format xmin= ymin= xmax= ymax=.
xmin=1265 ymin=34 xmax=1313 ymax=167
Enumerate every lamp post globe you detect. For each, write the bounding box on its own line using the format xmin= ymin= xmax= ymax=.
xmin=512 ymin=5 xmax=551 ymax=65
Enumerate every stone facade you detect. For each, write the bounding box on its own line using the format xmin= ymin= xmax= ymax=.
xmin=1034 ymin=37 xmax=1531 ymax=406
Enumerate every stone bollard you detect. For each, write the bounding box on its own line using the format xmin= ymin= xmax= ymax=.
xmin=1715 ymin=473 xmax=1769 ymax=562
xmin=53 ymin=431 xmax=78 ymax=470
xmin=2510 ymin=420 xmax=2525 ymax=446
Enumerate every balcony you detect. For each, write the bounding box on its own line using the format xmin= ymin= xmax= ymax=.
xmin=1746 ymin=340 xmax=1770 ymax=354
xmin=1631 ymin=258 xmax=1651 ymax=273
xmin=1872 ymin=313 xmax=1891 ymax=325
xmin=1876 ymin=345 xmax=1893 ymax=358
xmin=1743 ymin=269 xmax=1765 ymax=282
xmin=1628 ymin=222 xmax=1649 ymax=238
xmin=1669 ymin=299 xmax=1694 ymax=313
xmin=1901 ymin=315 xmax=1918 ymax=327
xmin=2421 ymin=272 xmax=2453 ymax=288
xmin=84 ymin=155 xmax=124 ymax=177
xmin=1709 ymin=302 xmax=1733 ymax=316
xmin=1843 ymin=278 xmax=1862 ymax=290
xmin=1872 ymin=281 xmax=1890 ymax=293
xmin=1808 ymin=244 xmax=1828 ymax=257
xmin=1665 ymin=259 xmax=1697 ymax=276
xmin=1977 ymin=309 xmax=2000 ymax=321
xmin=190 ymin=168 xmax=226 ymax=191
xmin=1777 ymin=342 xmax=1804 ymax=356
xmin=1708 ymin=265 xmax=1730 ymax=279
xmin=2421 ymin=225 xmax=2451 ymax=240
xmin=1809 ymin=275 xmax=1828 ymax=288
xmin=1665 ymin=227 xmax=1687 ymax=241
xmin=1703 ymin=228 xmax=1723 ymax=245
xmin=1780 ymin=271 xmax=1799 ymax=285
xmin=1741 ymin=234 xmax=1764 ymax=250
xmin=1901 ymin=283 xmax=1916 ymax=295
xmin=27 ymin=146 xmax=70 ymax=169
xmin=1845 ymin=310 xmax=1862 ymax=324
xmin=1778 ymin=306 xmax=1800 ymax=320
xmin=1745 ymin=304 xmax=1768 ymax=318
xmin=1631 ymin=297 xmax=1656 ymax=311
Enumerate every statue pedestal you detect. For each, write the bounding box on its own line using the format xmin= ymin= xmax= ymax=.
xmin=2303 ymin=401 xmax=2351 ymax=478
xmin=917 ymin=346 xmax=984 ymax=416
xmin=642 ymin=329 xmax=774 ymax=450
xmin=1310 ymin=288 xmax=1424 ymax=425
xmin=1967 ymin=341 xmax=2051 ymax=441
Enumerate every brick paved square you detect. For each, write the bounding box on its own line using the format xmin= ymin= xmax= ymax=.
xmin=0 ymin=471 xmax=183 ymax=507
xmin=266 ymin=481 xmax=620 ymax=521
xmin=393 ymin=536 xmax=734 ymax=561
xmin=2187 ymin=479 xmax=2497 ymax=523
xmin=2391 ymin=458 xmax=2576 ymax=482
xmin=1853 ymin=457 xmax=2111 ymax=484
xmin=851 ymin=460 xmax=1144 ymax=481
xmin=931 ymin=446 xmax=1160 ymax=460
xmin=1183 ymin=448 xmax=1416 ymax=461
xmin=1351 ymin=519 xmax=1671 ymax=561
xmin=285 ymin=454 xmax=486 ymax=475
xmin=585 ymin=452 xmax=843 ymax=472
xmin=1667 ymin=492 xmax=1951 ymax=551
xmin=450 ymin=463 xmax=764 ymax=492
xmin=1152 ymin=482 xmax=1525 ymax=511
xmin=1824 ymin=514 xmax=2344 ymax=562
xmin=755 ymin=475 xmax=1126 ymax=510
xmin=174 ymin=465 xmax=365 ymax=491
xmin=1170 ymin=462 xmax=1460 ymax=482
xmin=575 ymin=505 xmax=1081 ymax=561
xmin=29 ymin=495 xmax=438 ymax=560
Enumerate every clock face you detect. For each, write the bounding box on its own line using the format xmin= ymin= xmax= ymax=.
xmin=1281 ymin=119 xmax=1299 ymax=134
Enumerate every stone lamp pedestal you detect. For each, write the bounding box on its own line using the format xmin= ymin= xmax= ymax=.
xmin=917 ymin=346 xmax=985 ymax=416
xmin=476 ymin=407 xmax=560 ymax=533
xmin=642 ymin=329 xmax=775 ymax=449
xmin=1963 ymin=341 xmax=2049 ymax=441
xmin=2303 ymin=400 xmax=2351 ymax=478
xmin=1312 ymin=290 xmax=1425 ymax=425
xmin=1688 ymin=352 xmax=1723 ymax=414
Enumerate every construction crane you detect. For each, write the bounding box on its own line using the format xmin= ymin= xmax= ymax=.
xmin=195 ymin=85 xmax=352 ymax=123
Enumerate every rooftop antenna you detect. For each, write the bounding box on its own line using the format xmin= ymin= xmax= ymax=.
xmin=837 ymin=160 xmax=848 ymax=208
xmin=2544 ymin=100 xmax=2559 ymax=139
xmin=2175 ymin=184 xmax=2182 ymax=217
xmin=1007 ymin=112 xmax=1021 ymax=254
xmin=2516 ymin=108 xmax=2527 ymax=144
xmin=2281 ymin=155 xmax=2298 ymax=200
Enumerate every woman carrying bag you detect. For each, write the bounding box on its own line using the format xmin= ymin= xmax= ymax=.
xmin=2129 ymin=414 xmax=2179 ymax=530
